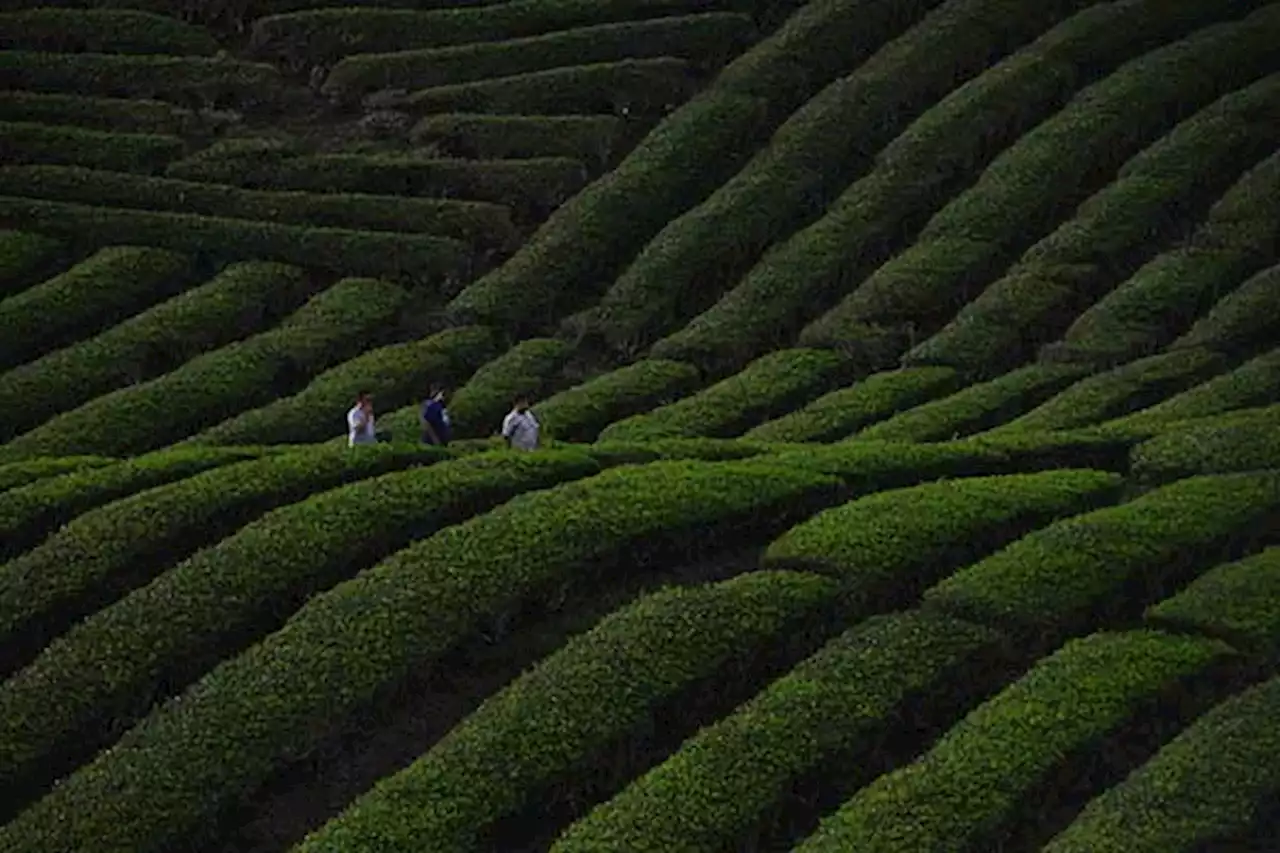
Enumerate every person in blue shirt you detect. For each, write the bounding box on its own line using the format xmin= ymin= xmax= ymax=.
xmin=420 ymin=385 xmax=452 ymax=446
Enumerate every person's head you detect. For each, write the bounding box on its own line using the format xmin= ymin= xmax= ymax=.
xmin=356 ymin=390 xmax=372 ymax=411
xmin=513 ymin=396 xmax=530 ymax=413
xmin=429 ymin=384 xmax=446 ymax=402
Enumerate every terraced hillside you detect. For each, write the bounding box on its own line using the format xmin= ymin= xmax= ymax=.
xmin=1 ymin=0 xmax=1279 ymax=851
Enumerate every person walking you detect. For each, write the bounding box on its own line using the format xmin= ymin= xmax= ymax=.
xmin=347 ymin=390 xmax=376 ymax=446
xmin=501 ymin=396 xmax=540 ymax=451
xmin=420 ymin=385 xmax=452 ymax=446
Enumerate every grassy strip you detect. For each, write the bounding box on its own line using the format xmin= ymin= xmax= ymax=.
xmin=743 ymin=367 xmax=958 ymax=442
xmin=533 ymin=359 xmax=701 ymax=442
xmin=550 ymin=610 xmax=1009 ymax=853
xmin=1130 ymin=407 xmax=1280 ymax=482
xmin=187 ymin=326 xmax=500 ymax=446
xmin=0 ymin=245 xmax=194 ymax=374
xmin=0 ymin=91 xmax=237 ymax=136
xmin=0 ymin=446 xmax=271 ymax=561
xmin=296 ymin=570 xmax=836 ymax=852
xmin=0 ymin=459 xmax=843 ymax=853
xmin=791 ymin=630 xmax=1240 ymax=852
xmin=326 ymin=13 xmax=753 ymax=100
xmin=650 ymin=0 xmax=1241 ymax=374
xmin=412 ymin=114 xmax=623 ymax=166
xmin=1146 ymin=547 xmax=1280 ymax=659
xmin=0 ymin=120 xmax=185 ymax=173
xmin=0 ymin=261 xmax=317 ymax=440
xmin=1172 ymin=262 xmax=1280 ymax=355
xmin=0 ymin=450 xmax=597 ymax=810
xmin=0 ymin=278 xmax=409 ymax=459
xmin=444 ymin=0 xmax=951 ymax=335
xmin=1049 ymin=150 xmax=1280 ymax=366
xmin=0 ymin=9 xmax=218 ymax=55
xmin=597 ymin=349 xmax=851 ymax=441
xmin=923 ymin=471 xmax=1280 ymax=643
xmin=586 ymin=0 xmax=1105 ymax=362
xmin=0 ymin=456 xmax=114 ymax=492
xmin=404 ymin=57 xmax=697 ymax=116
xmin=0 ymin=165 xmax=519 ymax=247
xmin=0 ymin=196 xmax=471 ymax=284
xmin=0 ymin=50 xmax=286 ymax=108
xmin=852 ymin=362 xmax=1092 ymax=442
xmin=799 ymin=5 xmax=1280 ymax=350
xmin=985 ymin=348 xmax=1228 ymax=435
xmin=907 ymin=70 xmax=1280 ymax=374
xmin=0 ymin=229 xmax=64 ymax=297
xmin=1041 ymin=673 xmax=1280 ymax=852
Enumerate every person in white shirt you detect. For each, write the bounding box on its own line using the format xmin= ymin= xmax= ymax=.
xmin=347 ymin=390 xmax=377 ymax=446
xmin=501 ymin=396 xmax=540 ymax=451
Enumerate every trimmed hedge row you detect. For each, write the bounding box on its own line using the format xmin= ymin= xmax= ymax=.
xmin=0 ymin=91 xmax=238 ymax=136
xmin=549 ymin=609 xmax=1008 ymax=853
xmin=579 ymin=436 xmax=769 ymax=465
xmin=1041 ymin=673 xmax=1280 ymax=852
xmin=0 ymin=450 xmax=597 ymax=808
xmin=791 ymin=630 xmax=1240 ymax=852
xmin=1130 ymin=405 xmax=1280 ymax=482
xmin=297 ymin=570 xmax=837 ymax=852
xmin=0 ymin=196 xmax=471 ymax=284
xmin=0 ymin=51 xmax=286 ymax=108
xmin=412 ymin=113 xmax=622 ymax=166
xmin=0 ymin=229 xmax=64 ymax=298
xmin=0 ymin=245 xmax=194 ymax=374
xmin=743 ymin=366 xmax=958 ymax=443
xmin=0 ymin=261 xmax=318 ymax=440
xmin=799 ymin=5 xmax=1280 ymax=350
xmin=0 ymin=278 xmax=409 ymax=459
xmin=907 ymin=71 xmax=1280 ymax=374
xmin=1172 ymin=262 xmax=1280 ymax=356
xmin=0 ymin=9 xmax=219 ymax=55
xmin=532 ymin=359 xmax=701 ymax=442
xmin=0 ymin=120 xmax=185 ymax=174
xmin=1146 ymin=547 xmax=1280 ymax=659
xmin=0 ymin=165 xmax=520 ymax=247
xmin=0 ymin=459 xmax=845 ymax=853
xmin=923 ymin=470 xmax=1280 ymax=641
xmin=404 ymin=57 xmax=697 ymax=116
xmin=325 ymin=13 xmax=754 ymax=101
xmin=188 ymin=325 xmax=500 ymax=447
xmin=0 ymin=456 xmax=114 ymax=493
xmin=443 ymin=0 xmax=953 ymax=335
xmin=598 ymin=349 xmax=851 ymax=442
xmin=0 ymin=446 xmax=271 ymax=561
xmin=584 ymin=0 xmax=1111 ymax=362
xmin=852 ymin=362 xmax=1091 ymax=442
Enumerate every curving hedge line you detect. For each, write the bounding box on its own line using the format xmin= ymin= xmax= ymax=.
xmin=0 ymin=91 xmax=238 ymax=136
xmin=0 ymin=165 xmax=520 ymax=247
xmin=923 ymin=470 xmax=1280 ymax=643
xmin=1130 ymin=404 xmax=1280 ymax=482
xmin=0 ymin=229 xmax=63 ymax=297
xmin=412 ymin=113 xmax=623 ymax=166
xmin=325 ymin=13 xmax=754 ymax=101
xmin=0 ymin=455 xmax=114 ymax=493
xmin=799 ymin=5 xmax=1280 ymax=350
xmin=443 ymin=0 xmax=951 ymax=334
xmin=0 ymin=9 xmax=219 ymax=55
xmin=791 ymin=630 xmax=1241 ymax=852
xmin=852 ymin=362 xmax=1091 ymax=442
xmin=532 ymin=358 xmax=701 ymax=442
xmin=297 ymin=570 xmax=837 ymax=852
xmin=0 ymin=245 xmax=194 ymax=374
xmin=907 ymin=70 xmax=1280 ymax=374
xmin=1 ymin=277 xmax=409 ymax=459
xmin=598 ymin=349 xmax=851 ymax=442
xmin=743 ymin=367 xmax=958 ymax=443
xmin=0 ymin=261 xmax=317 ymax=440
xmin=0 ymin=450 xmax=595 ymax=812
xmin=0 ymin=459 xmax=845 ymax=853
xmin=549 ymin=609 xmax=1010 ymax=853
xmin=1042 ymin=673 xmax=1280 ymax=853
xmin=1171 ymin=262 xmax=1280 ymax=356
xmin=0 ymin=120 xmax=185 ymax=174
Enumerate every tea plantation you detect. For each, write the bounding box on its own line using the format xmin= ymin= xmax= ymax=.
xmin=1 ymin=0 xmax=1279 ymax=850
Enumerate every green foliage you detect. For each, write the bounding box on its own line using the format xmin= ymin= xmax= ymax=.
xmin=1041 ymin=674 xmax=1280 ymax=852
xmin=550 ymin=610 xmax=1006 ymax=853
xmin=599 ymin=349 xmax=851 ymax=441
xmin=0 ymin=165 xmax=519 ymax=248
xmin=534 ymin=359 xmax=701 ymax=442
xmin=297 ymin=570 xmax=836 ymax=852
xmin=0 ymin=120 xmax=185 ymax=173
xmin=582 ymin=436 xmax=770 ymax=465
xmin=0 ymin=450 xmax=595 ymax=803
xmin=923 ymin=471 xmax=1280 ymax=640
xmin=0 ymin=229 xmax=64 ymax=297
xmin=0 ymin=459 xmax=842 ymax=853
xmin=1146 ymin=547 xmax=1280 ymax=659
xmin=791 ymin=630 xmax=1238 ymax=852
xmin=1130 ymin=404 xmax=1280 ymax=481
xmin=0 ymin=91 xmax=237 ymax=136
xmin=0 ymin=456 xmax=114 ymax=492
xmin=1172 ymin=262 xmax=1280 ymax=355
xmin=0 ymin=9 xmax=219 ymax=55
xmin=744 ymin=367 xmax=959 ymax=442
xmin=412 ymin=114 xmax=623 ymax=166
xmin=1 ymin=278 xmax=408 ymax=458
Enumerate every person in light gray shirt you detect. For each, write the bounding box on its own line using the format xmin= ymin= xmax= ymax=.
xmin=501 ymin=396 xmax=540 ymax=450
xmin=347 ymin=390 xmax=376 ymax=446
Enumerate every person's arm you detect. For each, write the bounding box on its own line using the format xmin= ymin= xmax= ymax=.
xmin=501 ymin=415 xmax=515 ymax=447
